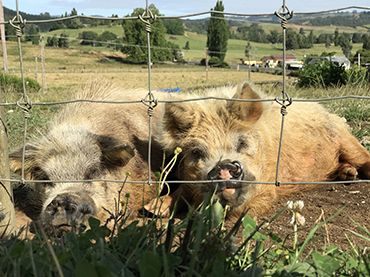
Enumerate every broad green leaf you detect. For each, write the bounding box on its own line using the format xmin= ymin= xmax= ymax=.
xmin=75 ymin=261 xmax=99 ymax=277
xmin=139 ymin=251 xmax=162 ymax=277
xmin=242 ymin=215 xmax=267 ymax=241
xmin=312 ymin=252 xmax=341 ymax=276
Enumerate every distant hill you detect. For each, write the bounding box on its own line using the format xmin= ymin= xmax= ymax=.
xmin=295 ymin=11 xmax=370 ymax=28
xmin=248 ymin=11 xmax=370 ymax=28
xmin=3 ymin=6 xmax=53 ymax=21
xmin=3 ymin=6 xmax=56 ymax=31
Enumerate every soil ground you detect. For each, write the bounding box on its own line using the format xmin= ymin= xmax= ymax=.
xmin=257 ymin=182 xmax=370 ymax=250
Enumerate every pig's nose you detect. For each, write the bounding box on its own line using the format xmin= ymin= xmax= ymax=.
xmin=207 ymin=160 xmax=244 ymax=180
xmin=44 ymin=193 xmax=95 ymax=229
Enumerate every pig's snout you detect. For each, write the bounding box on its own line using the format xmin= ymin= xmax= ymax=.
xmin=43 ymin=193 xmax=96 ymax=234
xmin=207 ymin=160 xmax=244 ymax=190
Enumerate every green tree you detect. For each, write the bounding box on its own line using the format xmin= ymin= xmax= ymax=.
xmin=286 ymin=29 xmax=299 ymax=49
xmin=316 ymin=33 xmax=333 ymax=44
xmin=334 ymin=28 xmax=339 ymax=46
xmin=79 ymin=31 xmax=99 ymax=46
xmin=352 ymin=33 xmax=362 ymax=43
xmin=66 ymin=8 xmax=83 ymax=29
xmin=25 ymin=24 xmax=40 ymax=45
xmin=244 ymin=42 xmax=252 ymax=59
xmin=71 ymin=8 xmax=78 ymax=16
xmin=267 ymin=30 xmax=281 ymax=44
xmin=163 ymin=19 xmax=184 ymax=35
xmin=122 ymin=4 xmax=177 ymax=63
xmin=308 ymin=30 xmax=315 ymax=45
xmin=354 ymin=49 xmax=370 ymax=64
xmin=206 ymin=0 xmax=229 ymax=62
xmin=99 ymin=31 xmax=118 ymax=42
xmin=363 ymin=35 xmax=370 ymax=50
xmin=337 ymin=34 xmax=352 ymax=58
xmin=184 ymin=41 xmax=190 ymax=50
xmin=249 ymin=24 xmax=267 ymax=43
xmin=58 ymin=33 xmax=69 ymax=48
xmin=46 ymin=35 xmax=59 ymax=47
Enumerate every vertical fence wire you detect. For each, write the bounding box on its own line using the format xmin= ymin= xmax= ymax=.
xmin=273 ymin=0 xmax=293 ymax=186
xmin=9 ymin=0 xmax=32 ymax=183
xmin=139 ymin=0 xmax=158 ymax=186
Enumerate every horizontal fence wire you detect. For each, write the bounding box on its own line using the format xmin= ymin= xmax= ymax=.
xmin=1 ymin=2 xmax=370 ymax=188
xmin=2 ymin=178 xmax=370 ymax=186
xmin=1 ymin=96 xmax=370 ymax=108
xmin=1 ymin=6 xmax=370 ymax=24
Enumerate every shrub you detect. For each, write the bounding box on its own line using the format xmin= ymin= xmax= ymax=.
xmin=46 ymin=35 xmax=59 ymax=47
xmin=99 ymin=31 xmax=118 ymax=42
xmin=0 ymin=73 xmax=41 ymax=94
xmin=346 ymin=66 xmax=369 ymax=85
xmin=79 ymin=31 xmax=99 ymax=46
xmin=297 ymin=61 xmax=347 ymax=87
xmin=58 ymin=33 xmax=69 ymax=48
xmin=200 ymin=56 xmax=229 ymax=68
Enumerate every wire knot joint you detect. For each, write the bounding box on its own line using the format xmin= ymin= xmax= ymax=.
xmin=16 ymin=96 xmax=32 ymax=119
xmin=9 ymin=15 xmax=26 ymax=37
xmin=275 ymin=94 xmax=292 ymax=116
xmin=142 ymin=93 xmax=158 ymax=116
xmin=274 ymin=5 xmax=293 ymax=29
xmin=138 ymin=9 xmax=157 ymax=33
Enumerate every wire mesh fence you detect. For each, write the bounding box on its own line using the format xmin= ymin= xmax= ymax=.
xmin=0 ymin=1 xmax=370 ymax=232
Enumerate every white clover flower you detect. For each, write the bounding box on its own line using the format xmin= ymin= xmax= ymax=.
xmin=287 ymin=200 xmax=305 ymax=226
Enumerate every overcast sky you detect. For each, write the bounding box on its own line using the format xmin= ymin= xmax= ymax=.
xmin=3 ymin=0 xmax=370 ymax=17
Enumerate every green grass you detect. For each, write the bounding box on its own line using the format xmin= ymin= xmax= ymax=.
xmin=167 ymin=32 xmax=364 ymax=63
xmin=46 ymin=24 xmax=124 ymax=38
xmin=41 ymin=23 xmax=365 ymax=64
xmin=1 ymin=198 xmax=369 ymax=276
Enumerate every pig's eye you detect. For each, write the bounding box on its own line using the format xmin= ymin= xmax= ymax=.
xmin=190 ymin=148 xmax=206 ymax=160
xmin=84 ymin=167 xmax=100 ymax=180
xmin=31 ymin=167 xmax=50 ymax=181
xmin=236 ymin=137 xmax=248 ymax=152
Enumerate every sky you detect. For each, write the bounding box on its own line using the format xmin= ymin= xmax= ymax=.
xmin=2 ymin=0 xmax=370 ymax=17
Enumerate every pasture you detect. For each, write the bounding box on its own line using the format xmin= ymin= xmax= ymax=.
xmin=1 ymin=32 xmax=370 ymax=275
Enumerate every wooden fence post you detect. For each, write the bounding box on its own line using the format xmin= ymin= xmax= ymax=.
xmin=40 ymin=36 xmax=46 ymax=93
xmin=0 ymin=96 xmax=15 ymax=235
xmin=0 ymin=0 xmax=8 ymax=72
xmin=205 ymin=47 xmax=209 ymax=82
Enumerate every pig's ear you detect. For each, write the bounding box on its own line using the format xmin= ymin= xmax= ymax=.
xmin=101 ymin=143 xmax=135 ymax=168
xmin=163 ymin=103 xmax=194 ymax=138
xmin=227 ymin=83 xmax=264 ymax=123
xmin=96 ymin=135 xmax=135 ymax=168
xmin=9 ymin=145 xmax=38 ymax=178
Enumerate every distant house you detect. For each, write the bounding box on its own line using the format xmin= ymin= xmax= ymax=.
xmin=309 ymin=55 xmax=351 ymax=70
xmin=239 ymin=58 xmax=263 ymax=66
xmin=261 ymin=54 xmax=298 ymax=68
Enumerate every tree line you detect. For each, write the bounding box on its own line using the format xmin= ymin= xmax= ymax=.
xmin=295 ymin=11 xmax=370 ymax=28
xmin=3 ymin=2 xmax=370 ymax=65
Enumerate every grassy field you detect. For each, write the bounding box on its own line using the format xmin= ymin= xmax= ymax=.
xmin=42 ymin=22 xmax=366 ymax=64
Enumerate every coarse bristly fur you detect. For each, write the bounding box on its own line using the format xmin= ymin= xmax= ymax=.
xmin=155 ymin=82 xmax=370 ymax=218
xmin=10 ymin=80 xmax=178 ymax=234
